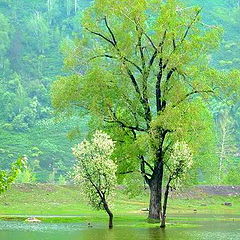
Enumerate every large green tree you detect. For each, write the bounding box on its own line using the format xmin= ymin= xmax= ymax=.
xmin=52 ymin=0 xmax=239 ymax=226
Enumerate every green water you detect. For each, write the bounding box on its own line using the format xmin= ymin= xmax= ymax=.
xmin=0 ymin=215 xmax=239 ymax=240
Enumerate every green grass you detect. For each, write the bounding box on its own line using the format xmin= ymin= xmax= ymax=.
xmin=0 ymin=184 xmax=239 ymax=228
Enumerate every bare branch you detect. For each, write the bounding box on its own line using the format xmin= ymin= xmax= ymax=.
xmin=163 ymin=67 xmax=177 ymax=96
xmin=164 ymin=162 xmax=173 ymax=175
xmin=126 ymin=68 xmax=142 ymax=96
xmin=134 ymin=21 xmax=146 ymax=71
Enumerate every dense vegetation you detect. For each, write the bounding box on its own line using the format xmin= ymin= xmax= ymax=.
xmin=0 ymin=0 xmax=90 ymax=182
xmin=0 ymin=0 xmax=240 ymax=186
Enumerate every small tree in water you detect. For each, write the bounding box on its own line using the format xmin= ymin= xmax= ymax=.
xmin=160 ymin=141 xmax=193 ymax=228
xmin=72 ymin=131 xmax=117 ymax=229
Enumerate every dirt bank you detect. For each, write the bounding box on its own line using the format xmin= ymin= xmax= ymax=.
xmin=169 ymin=185 xmax=240 ymax=199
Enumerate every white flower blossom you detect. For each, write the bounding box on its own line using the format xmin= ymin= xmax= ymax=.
xmin=72 ymin=131 xmax=117 ymax=209
xmin=168 ymin=141 xmax=193 ymax=187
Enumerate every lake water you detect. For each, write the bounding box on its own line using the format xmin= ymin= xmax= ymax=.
xmin=0 ymin=214 xmax=239 ymax=240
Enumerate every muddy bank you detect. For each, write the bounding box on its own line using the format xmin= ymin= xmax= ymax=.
xmin=196 ymin=185 xmax=240 ymax=196
xmin=170 ymin=185 xmax=240 ymax=199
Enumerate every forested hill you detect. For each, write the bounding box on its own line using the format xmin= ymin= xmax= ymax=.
xmin=0 ymin=0 xmax=91 ymax=182
xmin=0 ymin=0 xmax=239 ymax=183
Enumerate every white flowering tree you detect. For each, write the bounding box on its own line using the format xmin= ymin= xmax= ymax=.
xmin=72 ymin=131 xmax=117 ymax=229
xmin=161 ymin=142 xmax=193 ymax=228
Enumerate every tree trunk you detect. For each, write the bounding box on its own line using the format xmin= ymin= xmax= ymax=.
xmin=147 ymin=147 xmax=164 ymax=222
xmin=108 ymin=211 xmax=113 ymax=229
xmin=160 ymin=178 xmax=171 ymax=228
xmin=103 ymin=200 xmax=113 ymax=229
xmin=148 ymin=166 xmax=163 ymax=222
xmin=148 ymin=181 xmax=161 ymax=221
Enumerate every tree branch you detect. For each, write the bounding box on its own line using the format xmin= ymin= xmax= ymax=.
xmin=163 ymin=9 xmax=202 ymax=70
xmin=135 ymin=23 xmax=146 ymax=70
xmin=163 ymin=67 xmax=177 ymax=97
xmin=123 ymin=59 xmax=143 ymax=74
xmin=89 ymin=54 xmax=116 ymax=61
xmin=105 ymin=118 xmax=146 ymax=132
xmin=85 ymin=27 xmax=115 ymax=46
xmin=118 ymin=171 xmax=134 ymax=175
xmin=180 ymin=8 xmax=202 ymax=44
xmin=87 ymin=18 xmax=150 ymax=128
xmin=144 ymin=32 xmax=157 ymax=51
xmin=148 ymin=29 xmax=167 ymax=70
xmin=140 ymin=156 xmax=151 ymax=184
xmin=90 ymin=54 xmax=143 ymax=74
xmin=172 ymin=89 xmax=214 ymax=108
xmin=105 ymin=108 xmax=147 ymax=132
xmin=143 ymin=160 xmax=154 ymax=173
xmin=104 ymin=16 xmax=117 ymax=46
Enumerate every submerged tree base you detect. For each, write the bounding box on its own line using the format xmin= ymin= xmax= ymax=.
xmin=147 ymin=218 xmax=160 ymax=224
xmin=160 ymin=219 xmax=166 ymax=228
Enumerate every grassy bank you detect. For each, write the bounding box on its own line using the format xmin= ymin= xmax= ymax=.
xmin=0 ymin=184 xmax=239 ymax=227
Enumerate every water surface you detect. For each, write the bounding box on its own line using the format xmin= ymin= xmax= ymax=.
xmin=0 ymin=214 xmax=239 ymax=240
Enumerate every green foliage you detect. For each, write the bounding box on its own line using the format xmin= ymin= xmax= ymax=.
xmin=122 ymin=172 xmax=146 ymax=198
xmin=0 ymin=156 xmax=26 ymax=193
xmin=0 ymin=0 xmax=91 ymax=181
xmin=48 ymin=170 xmax=56 ymax=184
xmin=57 ymin=174 xmax=67 ymax=185
xmin=0 ymin=117 xmax=87 ymax=182
xmin=15 ymin=168 xmax=36 ymax=184
xmin=223 ymin=162 xmax=240 ymax=185
xmin=0 ymin=12 xmax=11 ymax=57
xmin=27 ymin=12 xmax=50 ymax=54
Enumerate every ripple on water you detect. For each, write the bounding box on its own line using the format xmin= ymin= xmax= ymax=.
xmin=0 ymin=221 xmax=86 ymax=233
